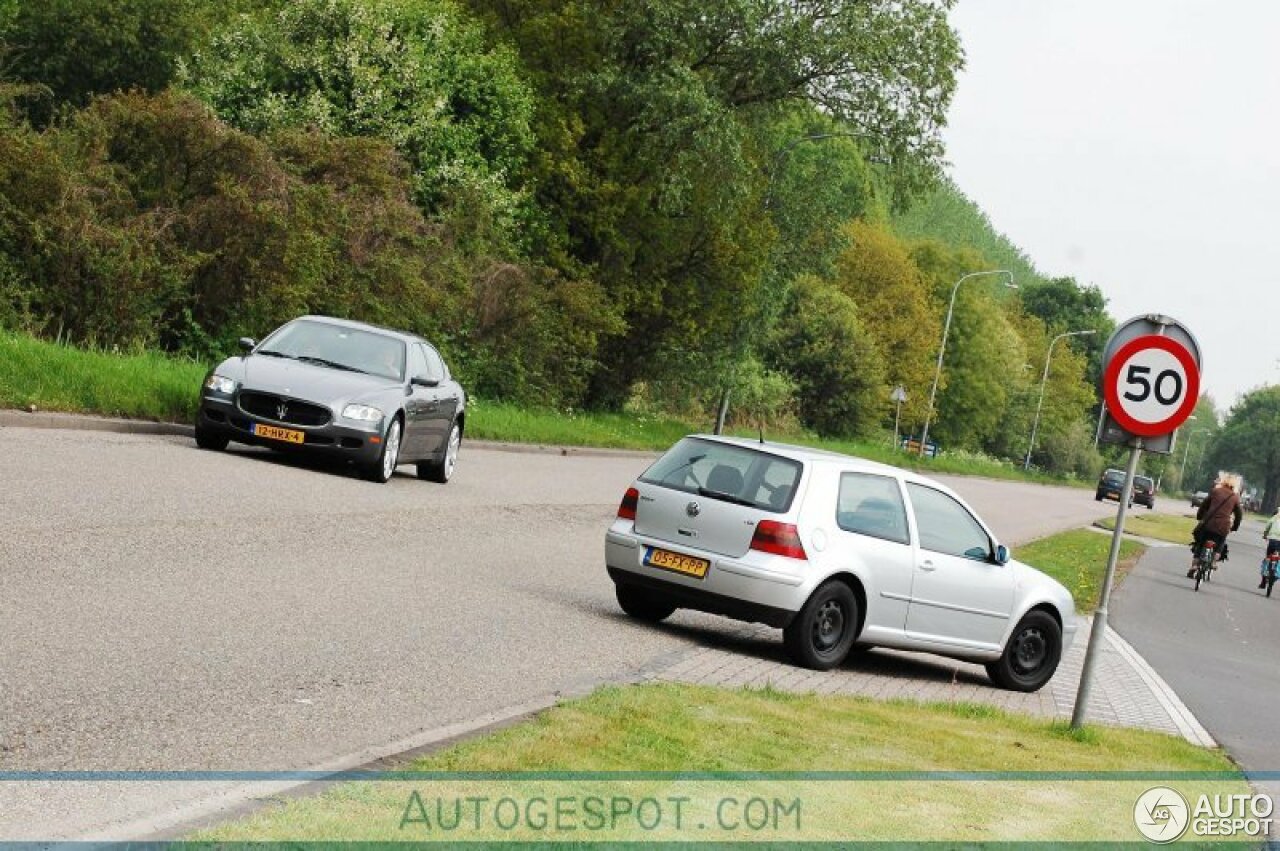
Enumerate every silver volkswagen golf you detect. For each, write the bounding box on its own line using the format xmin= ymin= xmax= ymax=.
xmin=605 ymin=435 xmax=1078 ymax=691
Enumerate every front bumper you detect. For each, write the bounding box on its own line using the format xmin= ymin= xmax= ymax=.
xmin=198 ymin=394 xmax=383 ymax=464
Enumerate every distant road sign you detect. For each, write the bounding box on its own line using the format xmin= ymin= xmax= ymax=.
xmin=1102 ymin=334 xmax=1200 ymax=437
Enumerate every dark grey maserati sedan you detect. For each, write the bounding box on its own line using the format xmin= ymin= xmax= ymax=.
xmin=195 ymin=316 xmax=465 ymax=483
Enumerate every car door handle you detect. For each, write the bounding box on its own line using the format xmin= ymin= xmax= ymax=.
xmin=918 ymin=560 xmax=937 ymax=571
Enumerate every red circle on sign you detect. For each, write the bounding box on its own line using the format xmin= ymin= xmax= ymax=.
xmin=1103 ymin=334 xmax=1200 ymax=437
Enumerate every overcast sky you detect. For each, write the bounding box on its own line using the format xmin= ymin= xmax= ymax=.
xmin=943 ymin=0 xmax=1280 ymax=415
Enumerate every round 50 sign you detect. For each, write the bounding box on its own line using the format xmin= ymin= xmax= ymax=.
xmin=1103 ymin=334 xmax=1200 ymax=437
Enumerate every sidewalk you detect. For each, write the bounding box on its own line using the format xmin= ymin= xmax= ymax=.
xmin=651 ymin=616 xmax=1216 ymax=747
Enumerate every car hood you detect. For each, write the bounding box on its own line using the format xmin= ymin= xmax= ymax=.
xmin=228 ymin=355 xmax=403 ymax=404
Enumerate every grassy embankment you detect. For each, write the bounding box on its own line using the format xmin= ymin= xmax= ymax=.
xmin=1018 ymin=528 xmax=1145 ymax=612
xmin=1 ymin=330 xmax=1076 ymax=482
xmin=1095 ymin=512 xmax=1198 ymax=546
xmin=194 ymin=683 xmax=1239 ymax=842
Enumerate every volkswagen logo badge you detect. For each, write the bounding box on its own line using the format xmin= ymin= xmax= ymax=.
xmin=686 ymin=501 xmax=701 ymax=518
xmin=277 ymin=402 xmax=289 ymax=420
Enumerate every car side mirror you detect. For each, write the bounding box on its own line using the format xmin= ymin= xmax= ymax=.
xmin=994 ymin=544 xmax=1011 ymax=566
xmin=238 ymin=337 xmax=256 ymax=353
xmin=411 ymin=376 xmax=440 ymax=388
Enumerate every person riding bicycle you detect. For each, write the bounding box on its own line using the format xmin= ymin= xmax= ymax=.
xmin=1260 ymin=507 xmax=1280 ymax=588
xmin=1187 ymin=478 xmax=1243 ymax=578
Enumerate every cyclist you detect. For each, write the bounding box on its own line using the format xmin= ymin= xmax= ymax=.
xmin=1187 ymin=478 xmax=1242 ymax=578
xmin=1260 ymin=506 xmax=1280 ymax=589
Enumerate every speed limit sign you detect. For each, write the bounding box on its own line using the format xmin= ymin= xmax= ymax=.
xmin=1103 ymin=334 xmax=1200 ymax=437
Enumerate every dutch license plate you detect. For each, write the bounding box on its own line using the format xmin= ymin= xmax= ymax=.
xmin=253 ymin=423 xmax=305 ymax=444
xmin=645 ymin=547 xmax=710 ymax=579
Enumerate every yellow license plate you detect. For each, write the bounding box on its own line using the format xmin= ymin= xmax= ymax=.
xmin=253 ymin=423 xmax=305 ymax=444
xmin=645 ymin=547 xmax=710 ymax=579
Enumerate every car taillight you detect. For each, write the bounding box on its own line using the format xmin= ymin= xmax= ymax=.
xmin=750 ymin=520 xmax=807 ymax=560
xmin=617 ymin=487 xmax=639 ymax=521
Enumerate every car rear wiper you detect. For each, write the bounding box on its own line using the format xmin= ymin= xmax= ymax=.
xmin=296 ymin=356 xmax=368 ymax=374
xmin=697 ymin=487 xmax=756 ymax=507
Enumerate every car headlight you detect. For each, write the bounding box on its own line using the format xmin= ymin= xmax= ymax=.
xmin=342 ymin=404 xmax=384 ymax=422
xmin=204 ymin=374 xmax=236 ymax=395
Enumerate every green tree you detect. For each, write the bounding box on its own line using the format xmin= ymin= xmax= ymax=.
xmin=182 ymin=0 xmax=535 ymax=251
xmin=3 ymin=0 xmax=208 ymax=124
xmin=464 ymin=0 xmax=964 ymax=406
xmin=768 ymin=275 xmax=886 ymax=437
xmin=829 ymin=220 xmax=939 ymax=428
xmin=911 ymin=240 xmax=1027 ymax=452
xmin=1210 ymin=387 xmax=1280 ymax=512
xmin=892 ymin=175 xmax=1043 ymax=286
xmin=1012 ymin=309 xmax=1097 ymax=473
xmin=1018 ymin=276 xmax=1114 ymax=385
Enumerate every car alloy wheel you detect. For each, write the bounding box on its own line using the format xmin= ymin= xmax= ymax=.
xmin=444 ymin=423 xmax=460 ymax=479
xmin=365 ymin=418 xmax=402 ymax=483
xmin=418 ymin=421 xmax=461 ymax=483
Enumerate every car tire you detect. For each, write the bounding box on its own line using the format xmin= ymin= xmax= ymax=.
xmin=1094 ymin=491 xmax=1103 ymax=502
xmin=985 ymin=610 xmax=1062 ymax=692
xmin=362 ymin=416 xmax=402 ymax=483
xmin=194 ymin=423 xmax=229 ymax=452
xmin=783 ymin=580 xmax=859 ymax=671
xmin=418 ymin=420 xmax=461 ymax=484
xmin=615 ymin=584 xmax=676 ymax=622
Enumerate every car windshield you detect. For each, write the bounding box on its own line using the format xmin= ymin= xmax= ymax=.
xmin=257 ymin=320 xmax=406 ymax=381
xmin=639 ymin=437 xmax=803 ymax=513
xmin=1104 ymin=471 xmax=1124 ymax=483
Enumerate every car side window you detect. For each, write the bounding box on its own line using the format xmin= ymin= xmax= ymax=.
xmin=836 ymin=473 xmax=909 ymax=545
xmin=906 ymin=483 xmax=991 ymax=561
xmin=407 ymin=344 xmax=429 ymax=383
xmin=422 ymin=345 xmax=446 ymax=383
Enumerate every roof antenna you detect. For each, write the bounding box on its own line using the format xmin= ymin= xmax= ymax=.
xmin=758 ymin=425 xmax=765 ymax=444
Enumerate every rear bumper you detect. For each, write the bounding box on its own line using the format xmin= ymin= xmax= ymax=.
xmin=608 ymin=567 xmax=796 ymax=628
xmin=198 ymin=395 xmax=383 ymax=464
xmin=605 ymin=526 xmax=806 ymax=628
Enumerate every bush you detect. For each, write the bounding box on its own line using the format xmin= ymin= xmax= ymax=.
xmin=768 ymin=275 xmax=886 ymax=438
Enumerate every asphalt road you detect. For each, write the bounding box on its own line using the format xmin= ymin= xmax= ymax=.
xmin=1111 ymin=514 xmax=1280 ymax=786
xmin=0 ymin=427 xmax=1115 ymax=838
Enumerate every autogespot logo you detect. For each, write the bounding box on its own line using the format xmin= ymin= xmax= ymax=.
xmin=1134 ymin=786 xmax=1190 ymax=843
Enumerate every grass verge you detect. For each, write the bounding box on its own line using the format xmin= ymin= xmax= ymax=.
xmin=193 ymin=683 xmax=1240 ymax=842
xmin=0 ymin=331 xmax=1082 ymax=484
xmin=1096 ymin=512 xmax=1198 ymax=546
xmin=1017 ymin=528 xmax=1145 ymax=612
xmin=0 ymin=331 xmax=205 ymax=421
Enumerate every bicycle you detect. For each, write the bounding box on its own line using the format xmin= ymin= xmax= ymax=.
xmin=1192 ymin=541 xmax=1217 ymax=591
xmin=1263 ymin=552 xmax=1278 ymax=598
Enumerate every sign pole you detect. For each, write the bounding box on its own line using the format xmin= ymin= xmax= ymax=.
xmin=1071 ymin=437 xmax=1143 ymax=729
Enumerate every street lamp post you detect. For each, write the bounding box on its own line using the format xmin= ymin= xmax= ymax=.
xmin=1023 ymin=329 xmax=1097 ymax=470
xmin=918 ymin=270 xmax=1017 ymax=455
xmin=1179 ymin=421 xmax=1208 ymax=488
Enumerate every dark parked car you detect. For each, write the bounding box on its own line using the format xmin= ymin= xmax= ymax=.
xmin=1133 ymin=475 xmax=1155 ymax=509
xmin=195 ymin=316 xmax=465 ymax=483
xmin=1095 ymin=468 xmax=1130 ymax=505
xmin=1190 ymin=491 xmax=1208 ymax=508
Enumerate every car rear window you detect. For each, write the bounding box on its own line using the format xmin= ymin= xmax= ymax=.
xmin=1136 ymin=477 xmax=1153 ymax=488
xmin=640 ymin=437 xmax=803 ymax=513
